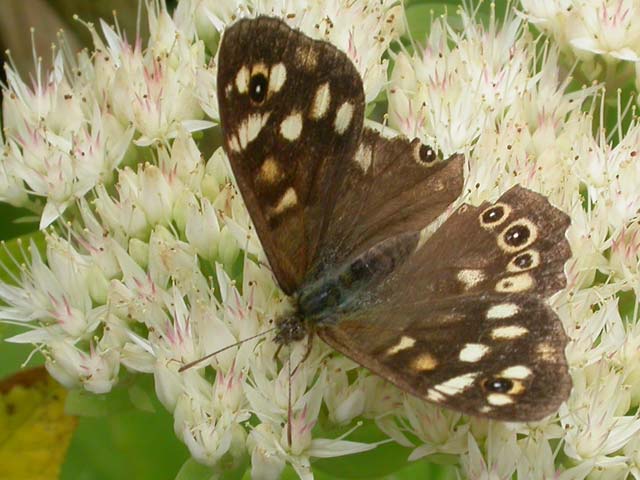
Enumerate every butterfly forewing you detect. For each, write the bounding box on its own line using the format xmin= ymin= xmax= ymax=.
xmin=217 ymin=16 xmax=365 ymax=294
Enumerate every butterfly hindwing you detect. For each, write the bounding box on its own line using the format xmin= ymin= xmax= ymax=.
xmin=319 ymin=294 xmax=569 ymax=421
xmin=217 ymin=16 xmax=365 ymax=294
xmin=319 ymin=186 xmax=572 ymax=419
xmin=314 ymin=128 xmax=464 ymax=271
xmin=385 ymin=186 xmax=571 ymax=304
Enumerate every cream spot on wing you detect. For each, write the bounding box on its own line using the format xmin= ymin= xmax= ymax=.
xmin=386 ymin=336 xmax=416 ymax=355
xmin=491 ymin=325 xmax=529 ymax=339
xmin=457 ymin=269 xmax=485 ymax=289
xmin=334 ymin=101 xmax=354 ymax=134
xmin=257 ymin=157 xmax=283 ymax=185
xmin=508 ymin=380 xmax=525 ymax=395
xmin=501 ymin=365 xmax=532 ymax=379
xmin=238 ymin=113 xmax=271 ymax=149
xmin=427 ymin=389 xmax=445 ymax=403
xmin=310 ymin=82 xmax=331 ymax=119
xmin=487 ymin=393 xmax=514 ymax=406
xmin=459 ymin=343 xmax=490 ymax=362
xmin=497 ymin=218 xmax=538 ymax=253
xmin=536 ymin=343 xmax=555 ymax=361
xmin=355 ymin=142 xmax=372 ymax=172
xmin=416 ymin=227 xmax=429 ymax=250
xmin=269 ymin=63 xmax=287 ymax=93
xmin=479 ymin=406 xmax=493 ymax=413
xmin=486 ymin=303 xmax=520 ymax=319
xmin=251 ymin=62 xmax=269 ymax=78
xmin=235 ymin=66 xmax=250 ymax=93
xmin=412 ymin=352 xmax=438 ymax=371
xmin=280 ymin=112 xmax=303 ymax=141
xmin=434 ymin=373 xmax=479 ymax=396
xmin=271 ymin=187 xmax=298 ymax=215
xmin=228 ymin=134 xmax=240 ymax=152
xmin=225 ymin=83 xmax=233 ymax=98
xmin=496 ymin=273 xmax=534 ymax=293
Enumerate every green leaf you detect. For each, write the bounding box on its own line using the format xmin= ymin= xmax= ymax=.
xmin=404 ymin=0 xmax=507 ymax=43
xmin=312 ymin=420 xmax=411 ymax=478
xmin=175 ymin=459 xmax=218 ymax=480
xmin=64 ymin=373 xmax=162 ymax=417
xmin=61 ymin=402 xmax=189 ymax=480
xmin=176 ymin=456 xmax=248 ymax=480
xmin=0 ymin=204 xmax=38 ymax=241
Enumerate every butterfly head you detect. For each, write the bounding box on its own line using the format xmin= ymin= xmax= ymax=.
xmin=274 ymin=314 xmax=308 ymax=346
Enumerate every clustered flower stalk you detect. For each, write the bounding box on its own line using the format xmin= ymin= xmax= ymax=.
xmin=1 ymin=1 xmax=639 ymax=478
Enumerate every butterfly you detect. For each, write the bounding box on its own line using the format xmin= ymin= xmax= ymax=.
xmin=215 ymin=16 xmax=571 ymax=421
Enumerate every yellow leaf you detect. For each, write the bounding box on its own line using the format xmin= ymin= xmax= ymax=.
xmin=0 ymin=367 xmax=77 ymax=480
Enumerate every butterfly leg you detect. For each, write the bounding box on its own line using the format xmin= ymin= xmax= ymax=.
xmin=291 ymin=326 xmax=315 ymax=376
xmin=273 ymin=342 xmax=284 ymax=361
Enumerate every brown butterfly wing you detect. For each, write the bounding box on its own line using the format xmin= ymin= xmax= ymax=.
xmin=319 ymin=187 xmax=572 ymax=420
xmin=217 ymin=16 xmax=365 ymax=294
xmin=312 ymin=128 xmax=464 ymax=273
xmin=388 ymin=185 xmax=571 ymax=304
xmin=319 ymin=295 xmax=569 ymax=421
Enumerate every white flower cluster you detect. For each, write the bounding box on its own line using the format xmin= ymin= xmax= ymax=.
xmin=0 ymin=0 xmax=638 ymax=479
xmin=389 ymin=4 xmax=640 ymax=480
xmin=520 ymin=0 xmax=640 ymax=88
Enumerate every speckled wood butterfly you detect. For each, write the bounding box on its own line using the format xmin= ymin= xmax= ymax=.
xmin=215 ymin=16 xmax=571 ymax=421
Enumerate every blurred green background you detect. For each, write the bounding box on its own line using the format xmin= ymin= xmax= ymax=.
xmin=0 ymin=1 xmax=505 ymax=478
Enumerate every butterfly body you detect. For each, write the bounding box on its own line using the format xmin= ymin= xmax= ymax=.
xmin=217 ymin=16 xmax=572 ymax=421
xmin=275 ymin=230 xmax=421 ymax=343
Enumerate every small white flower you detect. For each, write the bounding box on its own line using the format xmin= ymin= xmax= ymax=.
xmin=1 ymin=50 xmax=134 ymax=227
xmin=322 ymin=357 xmax=366 ymax=425
xmin=568 ymin=0 xmax=640 ymax=61
xmin=46 ymin=338 xmax=120 ymax=394
xmin=389 ymin=10 xmax=530 ymax=155
xmin=562 ymin=365 xmax=640 ymax=463
xmin=460 ymin=426 xmax=519 ymax=480
xmin=519 ymin=0 xmax=573 ymax=45
xmin=403 ymin=396 xmax=468 ymax=461
xmin=609 ymin=225 xmax=640 ymax=293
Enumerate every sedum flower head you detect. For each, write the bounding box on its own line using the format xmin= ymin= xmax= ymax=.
xmin=520 ymin=0 xmax=640 ymax=90
xmin=0 ymin=1 xmax=640 ymax=479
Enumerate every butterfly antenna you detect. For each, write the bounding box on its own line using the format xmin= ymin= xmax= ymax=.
xmin=178 ymin=326 xmax=277 ymax=372
xmin=287 ymin=350 xmax=293 ymax=448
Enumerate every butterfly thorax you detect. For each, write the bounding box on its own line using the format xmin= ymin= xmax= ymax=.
xmin=274 ymin=231 xmax=421 ymax=346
